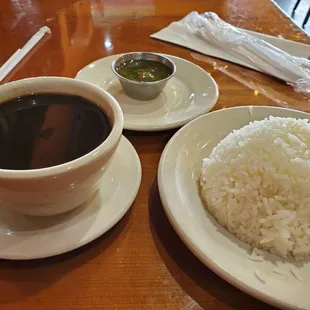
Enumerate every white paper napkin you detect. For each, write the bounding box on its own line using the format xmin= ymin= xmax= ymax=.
xmin=151 ymin=12 xmax=310 ymax=93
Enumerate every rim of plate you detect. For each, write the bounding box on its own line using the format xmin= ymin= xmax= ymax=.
xmin=0 ymin=136 xmax=142 ymax=260
xmin=158 ymin=106 xmax=310 ymax=310
xmin=76 ymin=53 xmax=219 ymax=132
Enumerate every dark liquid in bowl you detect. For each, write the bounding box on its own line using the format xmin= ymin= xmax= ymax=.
xmin=0 ymin=94 xmax=112 ymax=170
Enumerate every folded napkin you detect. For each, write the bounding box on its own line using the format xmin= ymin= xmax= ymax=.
xmin=151 ymin=12 xmax=310 ymax=93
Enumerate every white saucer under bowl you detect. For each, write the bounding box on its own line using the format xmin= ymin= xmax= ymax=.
xmin=158 ymin=106 xmax=310 ymax=310
xmin=76 ymin=54 xmax=218 ymax=131
xmin=0 ymin=136 xmax=141 ymax=260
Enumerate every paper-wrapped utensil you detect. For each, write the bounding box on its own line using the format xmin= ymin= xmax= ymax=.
xmin=151 ymin=12 xmax=310 ymax=93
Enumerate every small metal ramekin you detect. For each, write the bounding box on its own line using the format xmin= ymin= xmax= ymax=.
xmin=112 ymin=52 xmax=176 ymax=101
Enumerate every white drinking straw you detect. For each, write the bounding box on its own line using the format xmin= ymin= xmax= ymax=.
xmin=0 ymin=49 xmax=22 ymax=73
xmin=0 ymin=26 xmax=51 ymax=83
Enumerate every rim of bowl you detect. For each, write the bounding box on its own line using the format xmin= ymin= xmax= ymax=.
xmin=111 ymin=52 xmax=176 ymax=85
xmin=0 ymin=77 xmax=123 ymax=179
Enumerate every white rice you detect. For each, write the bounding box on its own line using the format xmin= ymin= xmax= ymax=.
xmin=273 ymin=267 xmax=289 ymax=276
xmin=200 ymin=116 xmax=310 ymax=260
xmin=290 ymin=267 xmax=303 ymax=281
xmin=254 ymin=269 xmax=267 ymax=283
xmin=248 ymin=247 xmax=264 ymax=261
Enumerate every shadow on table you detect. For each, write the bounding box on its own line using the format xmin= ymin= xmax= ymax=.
xmin=148 ymin=178 xmax=276 ymax=310
xmin=0 ymin=204 xmax=132 ymax=304
xmin=124 ymin=129 xmax=176 ymax=155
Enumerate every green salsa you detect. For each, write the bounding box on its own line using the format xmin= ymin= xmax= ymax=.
xmin=116 ymin=59 xmax=172 ymax=82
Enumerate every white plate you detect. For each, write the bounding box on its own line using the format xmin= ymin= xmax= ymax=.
xmin=0 ymin=136 xmax=141 ymax=260
xmin=158 ymin=106 xmax=310 ymax=310
xmin=75 ymin=54 xmax=218 ymax=131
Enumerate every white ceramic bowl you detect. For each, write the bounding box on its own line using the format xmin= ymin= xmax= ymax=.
xmin=0 ymin=77 xmax=123 ymax=216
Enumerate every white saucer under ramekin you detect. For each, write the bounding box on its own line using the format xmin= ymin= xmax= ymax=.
xmin=76 ymin=54 xmax=219 ymax=131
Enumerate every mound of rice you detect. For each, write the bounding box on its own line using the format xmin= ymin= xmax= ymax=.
xmin=200 ymin=116 xmax=310 ymax=260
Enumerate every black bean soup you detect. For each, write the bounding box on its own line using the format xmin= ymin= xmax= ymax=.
xmin=0 ymin=94 xmax=112 ymax=170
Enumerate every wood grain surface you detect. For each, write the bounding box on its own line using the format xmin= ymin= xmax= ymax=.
xmin=0 ymin=0 xmax=309 ymax=309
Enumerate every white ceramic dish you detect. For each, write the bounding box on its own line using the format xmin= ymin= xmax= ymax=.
xmin=158 ymin=106 xmax=310 ymax=310
xmin=0 ymin=136 xmax=141 ymax=260
xmin=0 ymin=77 xmax=123 ymax=216
xmin=76 ymin=54 xmax=218 ymax=131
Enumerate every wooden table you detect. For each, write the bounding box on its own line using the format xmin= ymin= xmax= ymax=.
xmin=0 ymin=0 xmax=309 ymax=309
